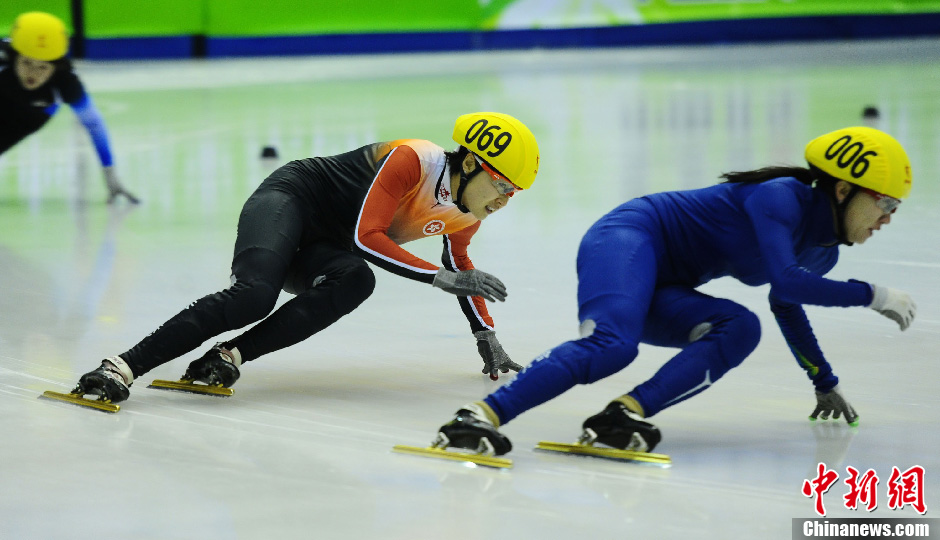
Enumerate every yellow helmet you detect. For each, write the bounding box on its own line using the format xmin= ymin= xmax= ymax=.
xmin=452 ymin=112 xmax=540 ymax=190
xmin=805 ymin=126 xmax=911 ymax=199
xmin=10 ymin=12 xmax=69 ymax=61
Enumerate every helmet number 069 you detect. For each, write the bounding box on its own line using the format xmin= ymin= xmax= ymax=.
xmin=824 ymin=135 xmax=878 ymax=179
xmin=464 ymin=119 xmax=513 ymax=158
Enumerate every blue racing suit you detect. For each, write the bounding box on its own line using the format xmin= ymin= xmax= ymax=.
xmin=486 ymin=178 xmax=873 ymax=422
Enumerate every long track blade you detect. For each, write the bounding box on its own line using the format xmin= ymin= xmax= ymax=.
xmin=536 ymin=441 xmax=671 ymax=465
xmin=39 ymin=390 xmax=120 ymax=413
xmin=392 ymin=445 xmax=512 ymax=469
xmin=147 ymin=379 xmax=234 ymax=397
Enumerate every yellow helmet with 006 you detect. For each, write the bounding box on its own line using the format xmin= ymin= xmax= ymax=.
xmin=805 ymin=126 xmax=911 ymax=199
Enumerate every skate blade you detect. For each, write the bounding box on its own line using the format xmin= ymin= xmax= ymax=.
xmin=392 ymin=445 xmax=513 ymax=469
xmin=147 ymin=379 xmax=234 ymax=397
xmin=39 ymin=390 xmax=120 ymax=413
xmin=535 ymin=441 xmax=671 ymax=466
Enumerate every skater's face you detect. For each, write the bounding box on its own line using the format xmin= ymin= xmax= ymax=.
xmin=837 ymin=181 xmax=897 ymax=244
xmin=456 ymin=153 xmax=514 ymax=221
xmin=15 ymin=55 xmax=55 ymax=90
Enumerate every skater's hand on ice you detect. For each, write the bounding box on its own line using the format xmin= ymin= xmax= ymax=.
xmin=104 ymin=166 xmax=141 ymax=204
xmin=433 ymin=268 xmax=506 ymax=302
xmin=810 ymin=385 xmax=859 ymax=426
xmin=868 ymin=284 xmax=916 ymax=331
xmin=474 ymin=330 xmax=522 ymax=380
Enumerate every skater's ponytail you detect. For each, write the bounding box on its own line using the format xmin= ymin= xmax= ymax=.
xmin=720 ymin=166 xmax=816 ymax=185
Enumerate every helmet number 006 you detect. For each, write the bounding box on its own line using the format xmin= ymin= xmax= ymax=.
xmin=824 ymin=135 xmax=877 ymax=179
xmin=465 ymin=119 xmax=512 ymax=158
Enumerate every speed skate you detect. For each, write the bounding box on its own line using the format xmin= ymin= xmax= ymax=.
xmin=536 ymin=429 xmax=671 ymax=466
xmin=393 ymin=432 xmax=512 ymax=469
xmin=39 ymin=390 xmax=121 ymax=413
xmin=147 ymin=378 xmax=234 ymax=397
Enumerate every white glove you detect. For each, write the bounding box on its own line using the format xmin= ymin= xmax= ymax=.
xmin=868 ymin=284 xmax=916 ymax=331
xmin=103 ymin=166 xmax=140 ymax=204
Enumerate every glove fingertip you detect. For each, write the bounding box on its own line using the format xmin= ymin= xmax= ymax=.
xmin=808 ymin=416 xmax=817 ymax=422
xmin=489 ymin=373 xmax=499 ymax=381
xmin=848 ymin=420 xmax=859 ymax=427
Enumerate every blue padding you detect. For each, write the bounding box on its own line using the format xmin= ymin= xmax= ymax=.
xmin=81 ymin=14 xmax=940 ymax=59
xmin=205 ymin=14 xmax=940 ymax=57
xmin=84 ymin=36 xmax=194 ymax=59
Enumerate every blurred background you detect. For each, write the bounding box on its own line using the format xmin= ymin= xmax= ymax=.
xmin=2 ymin=2 xmax=939 ymax=540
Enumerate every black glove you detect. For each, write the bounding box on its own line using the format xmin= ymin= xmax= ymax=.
xmin=432 ymin=268 xmax=507 ymax=302
xmin=810 ymin=385 xmax=859 ymax=426
xmin=474 ymin=330 xmax=522 ymax=380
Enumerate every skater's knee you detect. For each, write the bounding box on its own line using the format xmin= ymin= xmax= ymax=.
xmin=224 ymin=279 xmax=279 ymax=327
xmin=725 ymin=307 xmax=761 ymax=361
xmin=571 ymin=329 xmax=639 ymax=384
xmin=708 ymin=304 xmax=761 ymax=371
xmin=342 ymin=261 xmax=375 ymax=306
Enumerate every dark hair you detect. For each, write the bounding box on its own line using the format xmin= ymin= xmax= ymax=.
xmin=720 ymin=165 xmax=816 ymax=185
xmin=721 ymin=164 xmax=848 ymax=198
xmin=445 ymin=145 xmax=470 ymax=174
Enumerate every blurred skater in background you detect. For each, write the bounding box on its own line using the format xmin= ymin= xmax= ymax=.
xmin=67 ymin=112 xmax=539 ymax=406
xmin=1 ymin=11 xmax=138 ymax=203
xmin=433 ymin=126 xmax=915 ymax=457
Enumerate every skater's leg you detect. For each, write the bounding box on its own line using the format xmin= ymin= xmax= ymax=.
xmin=0 ymin=110 xmax=49 ymax=155
xmin=119 ymin=189 xmax=305 ymax=377
xmin=483 ymin=220 xmax=663 ymax=425
xmin=226 ymin=243 xmax=376 ymax=361
xmin=625 ymin=287 xmax=762 ymax=417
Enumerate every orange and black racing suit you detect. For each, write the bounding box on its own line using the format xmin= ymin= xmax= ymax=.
xmin=121 ymin=139 xmax=494 ymax=376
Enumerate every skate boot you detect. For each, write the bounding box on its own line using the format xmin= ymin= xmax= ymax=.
xmin=435 ymin=402 xmax=512 ymax=456
xmin=73 ymin=356 xmax=135 ymax=403
xmin=182 ymin=343 xmax=241 ymax=387
xmin=581 ymin=401 xmax=662 ymax=453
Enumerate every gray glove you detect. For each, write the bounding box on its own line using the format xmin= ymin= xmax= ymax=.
xmin=868 ymin=284 xmax=916 ymax=331
xmin=474 ymin=330 xmax=522 ymax=380
xmin=810 ymin=385 xmax=859 ymax=426
xmin=104 ymin=166 xmax=140 ymax=204
xmin=432 ymin=268 xmax=507 ymax=302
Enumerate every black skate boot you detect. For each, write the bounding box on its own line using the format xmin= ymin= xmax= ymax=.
xmin=581 ymin=402 xmax=662 ymax=453
xmin=74 ymin=356 xmax=134 ymax=403
xmin=435 ymin=402 xmax=512 ymax=456
xmin=182 ymin=343 xmax=241 ymax=387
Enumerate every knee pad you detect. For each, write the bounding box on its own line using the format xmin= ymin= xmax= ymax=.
xmin=223 ymin=278 xmax=280 ymax=328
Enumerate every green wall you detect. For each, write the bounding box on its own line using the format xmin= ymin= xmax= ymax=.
xmin=3 ymin=0 xmax=940 ymax=39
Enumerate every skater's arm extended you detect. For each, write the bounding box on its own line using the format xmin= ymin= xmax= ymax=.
xmin=769 ymin=292 xmax=859 ymax=425
xmin=440 ymin=223 xmax=494 ymax=332
xmin=744 ymin=182 xmax=871 ymax=307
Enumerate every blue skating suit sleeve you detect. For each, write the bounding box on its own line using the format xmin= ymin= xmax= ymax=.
xmin=770 ymin=287 xmax=839 ymax=392
xmin=68 ymin=93 xmax=114 ymax=167
xmin=743 ymin=181 xmax=871 ymax=307
xmin=745 ymin=181 xmax=873 ymax=392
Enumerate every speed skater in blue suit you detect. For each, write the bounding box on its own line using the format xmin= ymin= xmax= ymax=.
xmin=433 ymin=126 xmax=917 ymax=457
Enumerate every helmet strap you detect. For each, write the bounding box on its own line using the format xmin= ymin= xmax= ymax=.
xmin=833 ymin=184 xmax=860 ymax=246
xmin=454 ymin=163 xmax=483 ymax=214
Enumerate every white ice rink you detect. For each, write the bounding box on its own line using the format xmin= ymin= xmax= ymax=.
xmin=2 ymin=39 xmax=939 ymax=539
